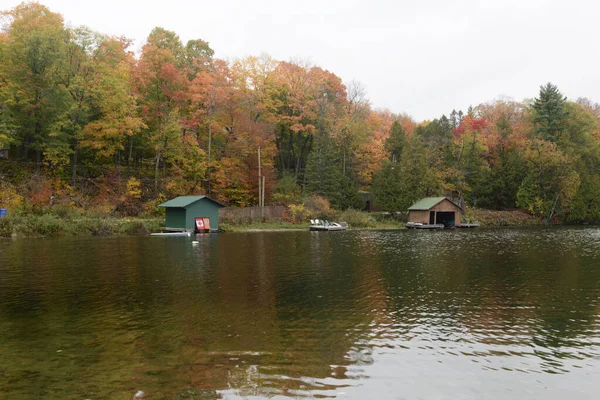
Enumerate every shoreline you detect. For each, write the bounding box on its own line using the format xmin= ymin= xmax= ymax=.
xmin=0 ymin=214 xmax=163 ymax=239
xmin=2 ymin=208 xmax=589 ymax=238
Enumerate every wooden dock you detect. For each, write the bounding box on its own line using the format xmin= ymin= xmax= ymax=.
xmin=456 ymin=223 xmax=480 ymax=228
xmin=406 ymin=222 xmax=480 ymax=229
xmin=405 ymin=223 xmax=445 ymax=229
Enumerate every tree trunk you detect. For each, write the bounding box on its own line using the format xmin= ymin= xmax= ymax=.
xmin=128 ymin=136 xmax=134 ymax=173
xmin=154 ymin=150 xmax=161 ymax=191
xmin=295 ymin=133 xmax=311 ymax=176
xmin=275 ymin=130 xmax=285 ymax=171
xmin=547 ymin=192 xmax=559 ymax=222
xmin=117 ymin=151 xmax=121 ymax=185
xmin=71 ymin=141 xmax=79 ymax=186
xmin=343 ymin=146 xmax=346 ymax=176
xmin=287 ymin=130 xmax=294 ymax=172
xmin=35 ymin=149 xmax=41 ymax=173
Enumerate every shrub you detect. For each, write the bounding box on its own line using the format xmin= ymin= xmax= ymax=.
xmin=272 ymin=173 xmax=302 ymax=206
xmin=21 ymin=175 xmax=53 ymax=212
xmin=13 ymin=214 xmax=66 ymax=236
xmin=50 ymin=204 xmax=81 ymax=220
xmin=0 ymin=182 xmax=25 ymax=212
xmin=143 ymin=218 xmax=164 ymax=233
xmin=87 ymin=218 xmax=116 ymax=236
xmin=37 ymin=214 xmax=67 ymax=236
xmin=288 ymin=204 xmax=309 ymax=223
xmin=302 ymin=194 xmax=333 ymax=219
xmin=121 ymin=220 xmax=150 ymax=235
xmin=87 ymin=203 xmax=115 ymax=218
xmin=333 ymin=209 xmax=378 ymax=228
xmin=140 ymin=194 xmax=167 ymax=218
xmin=0 ymin=216 xmax=13 ymax=237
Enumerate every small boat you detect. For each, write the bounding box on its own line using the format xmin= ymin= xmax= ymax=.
xmin=150 ymin=231 xmax=192 ymax=237
xmin=309 ymin=219 xmax=348 ymax=231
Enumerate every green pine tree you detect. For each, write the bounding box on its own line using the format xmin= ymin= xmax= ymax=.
xmin=532 ymin=82 xmax=568 ymax=142
xmin=384 ymin=120 xmax=406 ymax=163
xmin=304 ymin=135 xmax=341 ymax=202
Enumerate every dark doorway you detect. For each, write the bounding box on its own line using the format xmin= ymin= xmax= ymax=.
xmin=429 ymin=211 xmax=435 ymax=224
xmin=436 ymin=212 xmax=455 ymax=227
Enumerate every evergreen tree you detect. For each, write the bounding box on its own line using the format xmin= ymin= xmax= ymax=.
xmin=372 ymin=136 xmax=438 ymax=212
xmin=371 ymin=160 xmax=405 ymax=211
xmin=331 ymin=174 xmax=362 ymax=210
xmin=304 ymin=132 xmax=363 ymax=210
xmin=475 ymin=114 xmax=525 ymax=208
xmin=532 ymin=82 xmax=568 ymax=142
xmin=304 ymin=134 xmax=341 ymax=202
xmin=384 ymin=120 xmax=406 ymax=162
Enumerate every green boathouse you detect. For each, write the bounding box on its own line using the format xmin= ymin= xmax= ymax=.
xmin=159 ymin=196 xmax=225 ymax=232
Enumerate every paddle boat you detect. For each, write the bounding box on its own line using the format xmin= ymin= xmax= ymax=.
xmin=309 ymin=219 xmax=348 ymax=231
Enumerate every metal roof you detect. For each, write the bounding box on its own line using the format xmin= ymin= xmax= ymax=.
xmin=408 ymin=197 xmax=461 ymax=211
xmin=159 ymin=196 xmax=225 ymax=208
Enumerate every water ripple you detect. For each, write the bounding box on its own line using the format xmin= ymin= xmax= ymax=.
xmin=1 ymin=228 xmax=600 ymax=398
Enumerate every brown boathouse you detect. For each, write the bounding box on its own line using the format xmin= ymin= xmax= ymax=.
xmin=407 ymin=197 xmax=463 ymax=227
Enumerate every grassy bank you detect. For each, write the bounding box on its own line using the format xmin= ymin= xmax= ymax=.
xmin=464 ymin=208 xmax=540 ymax=226
xmin=221 ymin=220 xmax=405 ymax=232
xmin=221 ymin=222 xmax=306 ymax=232
xmin=221 ymin=209 xmax=406 ymax=232
xmin=220 ymin=208 xmax=543 ymax=232
xmin=0 ymin=213 xmax=163 ymax=238
xmin=0 ymin=207 xmax=542 ymax=238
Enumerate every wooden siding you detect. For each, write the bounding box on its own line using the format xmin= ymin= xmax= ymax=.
xmin=408 ymin=210 xmax=430 ymax=224
xmin=165 ymin=208 xmax=186 ymax=230
xmin=430 ymin=199 xmax=461 ymax=213
xmin=408 ymin=199 xmax=462 ymax=225
xmin=163 ymin=198 xmax=223 ymax=231
xmin=185 ymin=200 xmax=221 ymax=231
xmin=220 ymin=206 xmax=285 ymax=222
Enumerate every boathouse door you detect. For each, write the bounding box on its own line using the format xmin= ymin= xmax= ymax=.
xmin=429 ymin=211 xmax=435 ymax=224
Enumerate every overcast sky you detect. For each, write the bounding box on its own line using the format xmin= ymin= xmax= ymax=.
xmin=2 ymin=0 xmax=598 ymax=121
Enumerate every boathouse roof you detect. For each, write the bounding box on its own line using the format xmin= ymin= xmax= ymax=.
xmin=159 ymin=196 xmax=226 ymax=209
xmin=408 ymin=197 xmax=462 ymax=211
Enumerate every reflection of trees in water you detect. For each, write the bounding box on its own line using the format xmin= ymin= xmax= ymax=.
xmin=2 ymin=228 xmax=600 ymax=397
xmin=127 ymin=231 xmax=385 ymax=398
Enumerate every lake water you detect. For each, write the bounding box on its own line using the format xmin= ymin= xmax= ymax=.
xmin=1 ymin=227 xmax=600 ymax=399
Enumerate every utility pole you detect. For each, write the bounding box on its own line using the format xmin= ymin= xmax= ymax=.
xmin=207 ymin=101 xmax=213 ymax=196
xmin=262 ymin=175 xmax=266 ymax=208
xmin=257 ymin=146 xmax=262 ymax=208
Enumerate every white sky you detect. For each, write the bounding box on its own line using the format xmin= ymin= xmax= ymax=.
xmin=2 ymin=0 xmax=598 ymax=121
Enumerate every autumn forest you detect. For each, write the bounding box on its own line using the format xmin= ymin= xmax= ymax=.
xmin=2 ymin=2 xmax=600 ymax=223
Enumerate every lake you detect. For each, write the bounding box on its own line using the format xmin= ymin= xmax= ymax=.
xmin=1 ymin=227 xmax=600 ymax=399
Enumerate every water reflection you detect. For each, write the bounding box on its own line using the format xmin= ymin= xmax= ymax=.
xmin=1 ymin=227 xmax=600 ymax=398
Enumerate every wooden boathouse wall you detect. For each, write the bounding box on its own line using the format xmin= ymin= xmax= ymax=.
xmin=160 ymin=196 xmax=225 ymax=232
xmin=408 ymin=198 xmax=462 ymax=225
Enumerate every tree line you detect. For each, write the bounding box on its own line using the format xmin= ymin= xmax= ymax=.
xmin=1 ymin=2 xmax=600 ymax=222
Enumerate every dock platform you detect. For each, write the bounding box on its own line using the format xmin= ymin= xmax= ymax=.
xmin=405 ymin=223 xmax=445 ymax=229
